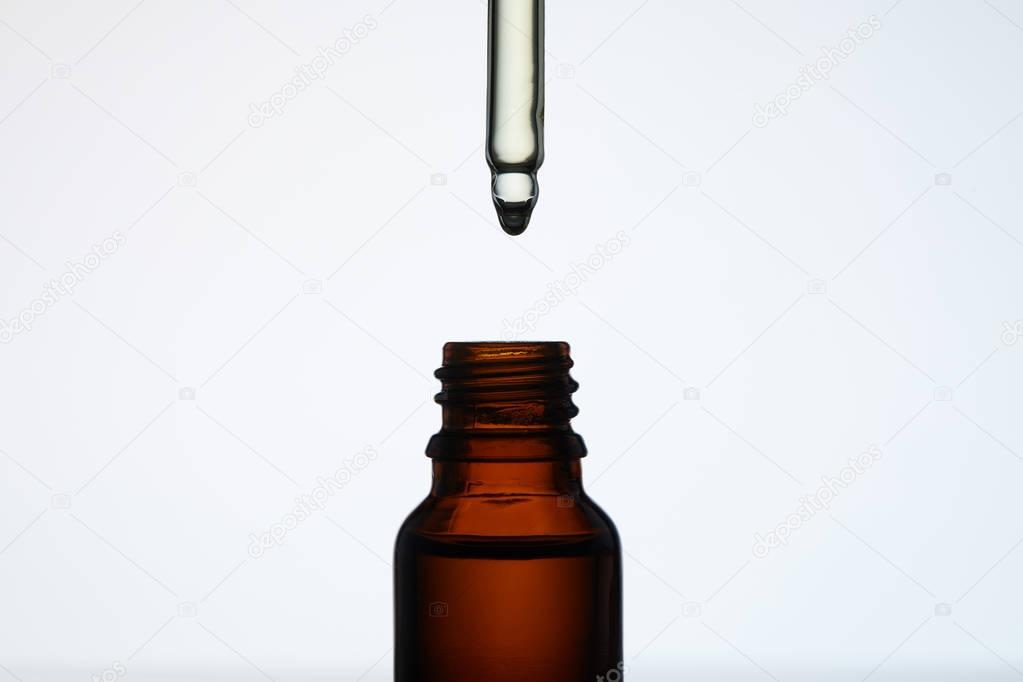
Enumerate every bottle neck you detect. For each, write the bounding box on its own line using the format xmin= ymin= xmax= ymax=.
xmin=425 ymin=342 xmax=587 ymax=462
xmin=429 ymin=459 xmax=583 ymax=497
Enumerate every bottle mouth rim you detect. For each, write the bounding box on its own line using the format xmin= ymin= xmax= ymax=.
xmin=435 ymin=341 xmax=577 ymax=394
xmin=440 ymin=341 xmax=571 ymax=369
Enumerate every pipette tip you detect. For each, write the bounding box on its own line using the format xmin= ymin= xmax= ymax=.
xmin=491 ymin=171 xmax=538 ymax=236
xmin=494 ymin=200 xmax=534 ymax=235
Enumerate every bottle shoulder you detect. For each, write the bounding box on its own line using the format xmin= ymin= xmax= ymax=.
xmin=580 ymin=491 xmax=621 ymax=544
xmin=396 ymin=490 xmax=619 ymax=553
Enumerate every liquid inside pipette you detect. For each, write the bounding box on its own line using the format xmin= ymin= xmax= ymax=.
xmin=487 ymin=0 xmax=544 ymax=236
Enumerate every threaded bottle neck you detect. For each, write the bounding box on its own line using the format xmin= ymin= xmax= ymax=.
xmin=426 ymin=342 xmax=587 ymax=461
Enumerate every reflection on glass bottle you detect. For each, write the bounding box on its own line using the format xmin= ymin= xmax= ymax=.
xmin=394 ymin=342 xmax=623 ymax=681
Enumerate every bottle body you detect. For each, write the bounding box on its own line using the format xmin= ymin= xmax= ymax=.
xmin=394 ymin=343 xmax=623 ymax=681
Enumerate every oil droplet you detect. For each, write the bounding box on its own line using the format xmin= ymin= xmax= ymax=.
xmin=492 ymin=171 xmax=538 ymax=235
xmin=487 ymin=0 xmax=544 ymax=236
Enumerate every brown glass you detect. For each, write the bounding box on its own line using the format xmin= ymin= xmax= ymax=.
xmin=394 ymin=342 xmax=623 ymax=681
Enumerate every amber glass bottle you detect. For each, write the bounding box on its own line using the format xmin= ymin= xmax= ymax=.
xmin=394 ymin=342 xmax=623 ymax=681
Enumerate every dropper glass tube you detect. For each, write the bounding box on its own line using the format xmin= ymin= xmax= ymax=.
xmin=487 ymin=0 xmax=544 ymax=236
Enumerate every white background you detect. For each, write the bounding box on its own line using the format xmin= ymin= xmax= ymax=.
xmin=2 ymin=0 xmax=1023 ymax=680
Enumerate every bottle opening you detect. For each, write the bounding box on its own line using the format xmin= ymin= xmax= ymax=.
xmin=435 ymin=341 xmax=578 ymax=405
xmin=427 ymin=342 xmax=586 ymax=460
